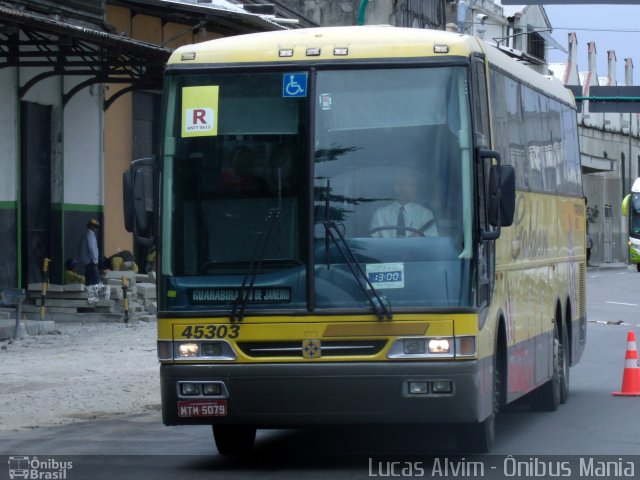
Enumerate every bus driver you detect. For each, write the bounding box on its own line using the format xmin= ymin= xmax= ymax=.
xmin=370 ymin=171 xmax=438 ymax=238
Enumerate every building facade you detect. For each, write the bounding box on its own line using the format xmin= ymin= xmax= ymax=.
xmin=550 ymin=33 xmax=640 ymax=265
xmin=0 ymin=0 xmax=302 ymax=288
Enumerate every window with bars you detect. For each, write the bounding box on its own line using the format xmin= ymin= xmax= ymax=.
xmin=527 ymin=30 xmax=546 ymax=61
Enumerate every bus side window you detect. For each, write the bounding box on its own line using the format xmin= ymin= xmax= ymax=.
xmin=471 ymin=61 xmax=490 ymax=148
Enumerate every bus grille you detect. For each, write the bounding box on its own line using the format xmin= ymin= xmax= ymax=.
xmin=237 ymin=340 xmax=387 ymax=358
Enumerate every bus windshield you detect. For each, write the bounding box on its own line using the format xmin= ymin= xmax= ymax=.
xmin=161 ymin=66 xmax=474 ymax=312
xmin=313 ymin=67 xmax=473 ymax=309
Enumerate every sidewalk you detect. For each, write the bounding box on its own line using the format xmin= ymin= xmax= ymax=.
xmin=0 ymin=320 xmax=159 ymax=432
xmin=587 ymin=262 xmax=632 ymax=271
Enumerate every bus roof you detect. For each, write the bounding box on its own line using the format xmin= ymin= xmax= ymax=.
xmin=169 ymin=25 xmax=574 ymax=106
xmin=169 ymin=25 xmax=481 ymax=64
xmin=481 ymin=39 xmax=575 ymax=106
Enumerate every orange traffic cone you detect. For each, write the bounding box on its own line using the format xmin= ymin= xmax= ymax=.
xmin=612 ymin=331 xmax=640 ymax=396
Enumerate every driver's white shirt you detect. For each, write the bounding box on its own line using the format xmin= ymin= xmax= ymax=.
xmin=370 ymin=201 xmax=437 ymax=238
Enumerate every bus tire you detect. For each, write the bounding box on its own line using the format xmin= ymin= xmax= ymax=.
xmin=559 ymin=320 xmax=570 ymax=404
xmin=531 ymin=323 xmax=561 ymax=411
xmin=454 ymin=352 xmax=501 ymax=453
xmin=212 ymin=425 xmax=256 ymax=455
xmin=636 ymin=263 xmax=640 ymax=272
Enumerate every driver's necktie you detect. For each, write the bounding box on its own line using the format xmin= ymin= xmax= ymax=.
xmin=397 ymin=206 xmax=405 ymax=237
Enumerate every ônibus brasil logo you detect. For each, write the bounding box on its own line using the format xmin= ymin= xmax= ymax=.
xmin=8 ymin=456 xmax=73 ymax=479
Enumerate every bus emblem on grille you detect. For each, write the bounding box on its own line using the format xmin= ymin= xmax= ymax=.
xmin=302 ymin=339 xmax=321 ymax=359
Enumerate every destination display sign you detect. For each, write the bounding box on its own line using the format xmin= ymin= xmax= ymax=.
xmin=190 ymin=287 xmax=292 ymax=304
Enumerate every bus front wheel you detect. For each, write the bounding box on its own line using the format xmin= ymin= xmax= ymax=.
xmin=213 ymin=425 xmax=256 ymax=455
xmin=454 ymin=352 xmax=501 ymax=453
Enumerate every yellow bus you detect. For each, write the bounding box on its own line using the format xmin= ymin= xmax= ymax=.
xmin=125 ymin=25 xmax=586 ymax=454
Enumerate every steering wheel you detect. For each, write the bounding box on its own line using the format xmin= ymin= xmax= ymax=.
xmin=368 ymin=225 xmax=425 ymax=237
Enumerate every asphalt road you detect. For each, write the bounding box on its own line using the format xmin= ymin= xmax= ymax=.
xmin=2 ymin=266 xmax=640 ymax=479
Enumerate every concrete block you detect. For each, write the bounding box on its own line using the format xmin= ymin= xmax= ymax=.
xmin=0 ymin=319 xmax=55 ymax=339
xmin=104 ymin=270 xmax=137 ymax=285
xmin=64 ymin=283 xmax=85 ymax=292
xmin=96 ymin=299 xmax=115 ymax=308
xmin=24 ymin=320 xmax=55 ymax=335
xmin=137 ymin=283 xmax=156 ymax=299
xmin=146 ymin=301 xmax=157 ymax=315
xmin=22 ymin=305 xmax=61 ymax=314
xmin=36 ymin=299 xmax=88 ymax=308
xmin=23 ymin=312 xmax=124 ymax=323
xmin=108 ymin=282 xmax=136 ymax=295
xmin=110 ymin=286 xmax=124 ymax=300
xmin=27 ymin=283 xmax=64 ymax=293
xmin=39 ymin=291 xmax=87 ymax=300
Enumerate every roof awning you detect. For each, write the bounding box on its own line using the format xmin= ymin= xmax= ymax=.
xmin=538 ymin=29 xmax=567 ymax=54
xmin=0 ymin=3 xmax=171 ymax=108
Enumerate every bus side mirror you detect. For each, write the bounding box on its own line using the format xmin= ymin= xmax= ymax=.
xmin=123 ymin=157 xmax=155 ymax=246
xmin=497 ymin=165 xmax=515 ymax=227
xmin=478 ymin=148 xmax=515 ymax=240
xmin=487 ymin=164 xmax=515 ymax=228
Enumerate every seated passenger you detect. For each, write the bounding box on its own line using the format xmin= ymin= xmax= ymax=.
xmin=370 ymin=171 xmax=437 ymax=238
xmin=220 ymin=146 xmax=270 ymax=195
xmin=64 ymin=258 xmax=85 ymax=285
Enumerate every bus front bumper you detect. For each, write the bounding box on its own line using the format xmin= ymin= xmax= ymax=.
xmin=160 ymin=360 xmax=489 ymax=427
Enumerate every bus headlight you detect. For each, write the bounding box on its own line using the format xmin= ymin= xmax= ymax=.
xmin=388 ymin=337 xmax=454 ymax=359
xmin=403 ymin=339 xmax=426 ymax=355
xmin=388 ymin=336 xmax=474 ymax=359
xmin=178 ymin=343 xmax=199 ymax=357
xmin=172 ymin=341 xmax=238 ymax=361
xmin=201 ymin=342 xmax=223 ymax=357
xmin=428 ymin=338 xmax=451 ymax=354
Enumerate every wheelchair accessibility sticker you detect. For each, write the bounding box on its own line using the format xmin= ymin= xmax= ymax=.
xmin=282 ymin=73 xmax=307 ymax=98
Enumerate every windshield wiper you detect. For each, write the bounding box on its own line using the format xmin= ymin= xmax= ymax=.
xmin=322 ymin=221 xmax=393 ymax=321
xmin=229 ymin=208 xmax=281 ymax=322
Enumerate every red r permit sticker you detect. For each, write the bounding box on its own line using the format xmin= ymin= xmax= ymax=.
xmin=178 ymin=400 xmax=227 ymax=417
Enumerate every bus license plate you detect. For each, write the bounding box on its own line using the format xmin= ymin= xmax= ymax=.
xmin=178 ymin=400 xmax=227 ymax=417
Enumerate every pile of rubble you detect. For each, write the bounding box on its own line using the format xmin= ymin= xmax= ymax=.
xmin=23 ymin=270 xmax=157 ymax=323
